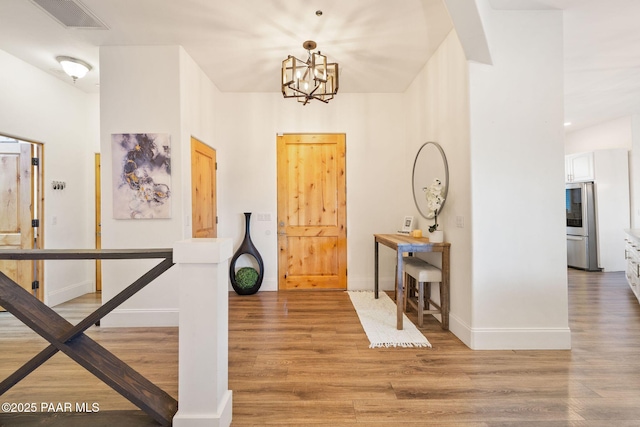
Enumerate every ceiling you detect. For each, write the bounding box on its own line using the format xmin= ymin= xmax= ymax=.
xmin=491 ymin=0 xmax=640 ymax=131
xmin=1 ymin=0 xmax=638 ymax=131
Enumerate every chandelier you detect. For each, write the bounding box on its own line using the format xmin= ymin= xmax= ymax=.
xmin=281 ymin=40 xmax=339 ymax=105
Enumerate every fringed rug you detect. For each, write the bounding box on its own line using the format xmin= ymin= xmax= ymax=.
xmin=347 ymin=291 xmax=431 ymax=348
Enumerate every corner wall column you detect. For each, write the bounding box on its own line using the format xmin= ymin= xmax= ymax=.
xmin=173 ymin=238 xmax=233 ymax=427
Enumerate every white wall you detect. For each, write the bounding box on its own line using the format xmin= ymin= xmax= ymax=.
xmin=468 ymin=2 xmax=570 ymax=349
xmin=99 ymin=46 xmax=223 ymax=326
xmin=99 ymin=46 xmax=185 ymax=326
xmin=0 ymin=48 xmax=98 ymax=306
xmin=179 ymin=48 xmax=223 ymax=238
xmin=2 ymin=8 xmax=574 ymax=350
xmin=565 ymin=116 xmax=632 ymax=155
xmin=100 ymin=45 xmax=411 ymax=325
xmin=404 ymin=30 xmax=473 ymax=339
xmin=216 ymin=92 xmax=409 ymax=292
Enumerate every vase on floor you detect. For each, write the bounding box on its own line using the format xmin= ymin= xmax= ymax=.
xmin=229 ymin=212 xmax=264 ymax=295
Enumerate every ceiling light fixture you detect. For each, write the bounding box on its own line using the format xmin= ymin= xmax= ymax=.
xmin=281 ymin=40 xmax=339 ymax=105
xmin=56 ymin=56 xmax=92 ymax=83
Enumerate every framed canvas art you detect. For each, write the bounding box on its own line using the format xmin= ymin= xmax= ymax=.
xmin=111 ymin=133 xmax=171 ymax=219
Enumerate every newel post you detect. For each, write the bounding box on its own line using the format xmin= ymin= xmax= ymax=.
xmin=172 ymin=238 xmax=233 ymax=427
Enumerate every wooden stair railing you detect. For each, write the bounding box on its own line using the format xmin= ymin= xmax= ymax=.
xmin=0 ymin=249 xmax=177 ymax=426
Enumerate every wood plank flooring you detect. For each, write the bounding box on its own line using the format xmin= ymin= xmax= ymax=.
xmin=0 ymin=269 xmax=639 ymax=425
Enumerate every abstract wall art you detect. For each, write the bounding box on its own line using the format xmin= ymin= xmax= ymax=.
xmin=111 ymin=133 xmax=172 ymax=219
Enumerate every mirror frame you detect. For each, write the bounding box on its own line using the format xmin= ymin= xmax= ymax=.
xmin=411 ymin=141 xmax=449 ymax=220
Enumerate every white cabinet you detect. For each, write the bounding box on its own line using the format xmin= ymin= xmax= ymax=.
xmin=624 ymin=231 xmax=640 ymax=304
xmin=565 ymin=152 xmax=594 ymax=182
xmin=593 ymin=149 xmax=630 ymax=272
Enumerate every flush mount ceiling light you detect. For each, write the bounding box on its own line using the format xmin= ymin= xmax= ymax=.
xmin=56 ymin=56 xmax=92 ymax=83
xmin=281 ymin=40 xmax=339 ymax=105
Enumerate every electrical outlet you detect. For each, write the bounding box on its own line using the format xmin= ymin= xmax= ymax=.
xmin=456 ymin=216 xmax=464 ymax=228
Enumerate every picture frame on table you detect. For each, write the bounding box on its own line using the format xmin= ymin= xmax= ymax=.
xmin=399 ymin=215 xmax=414 ymax=234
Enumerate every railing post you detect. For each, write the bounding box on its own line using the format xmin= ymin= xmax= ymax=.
xmin=172 ymin=238 xmax=233 ymax=427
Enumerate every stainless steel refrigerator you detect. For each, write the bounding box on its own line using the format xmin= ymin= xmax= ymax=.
xmin=566 ymin=182 xmax=599 ymax=271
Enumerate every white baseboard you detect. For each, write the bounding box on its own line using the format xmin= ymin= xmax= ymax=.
xmin=100 ymin=308 xmax=179 ymax=327
xmin=47 ymin=280 xmax=94 ymax=307
xmin=448 ymin=313 xmax=472 ymax=347
xmin=228 ymin=278 xmax=278 ymax=293
xmin=256 ymin=278 xmax=277 ymax=292
xmin=450 ymin=315 xmax=572 ymax=350
xmin=469 ymin=327 xmax=572 ymax=350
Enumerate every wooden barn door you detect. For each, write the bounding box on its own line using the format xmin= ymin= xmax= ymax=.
xmin=277 ymin=134 xmax=347 ymax=290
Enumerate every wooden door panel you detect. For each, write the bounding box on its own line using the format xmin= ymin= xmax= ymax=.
xmin=277 ymin=134 xmax=346 ymax=290
xmin=0 ymin=234 xmax=21 ymax=246
xmin=286 ymin=144 xmax=339 ymax=227
xmin=191 ymin=138 xmax=217 ymax=238
xmin=0 ymin=143 xmax=34 ymax=309
xmin=287 ymin=236 xmax=338 ymax=276
xmin=0 ymin=149 xmax=20 ymax=230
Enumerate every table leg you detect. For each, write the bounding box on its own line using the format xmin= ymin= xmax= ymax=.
xmin=441 ymin=245 xmax=450 ymax=330
xmin=396 ymin=250 xmax=404 ymax=330
xmin=374 ymin=240 xmax=379 ymax=299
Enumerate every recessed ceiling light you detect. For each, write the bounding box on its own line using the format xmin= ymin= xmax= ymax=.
xmin=564 ymin=122 xmax=572 ymax=127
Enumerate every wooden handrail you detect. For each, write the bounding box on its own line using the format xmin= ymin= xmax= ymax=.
xmin=0 ymin=248 xmax=172 ymax=260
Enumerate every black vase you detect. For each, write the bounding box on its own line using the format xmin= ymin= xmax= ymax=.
xmin=229 ymin=212 xmax=264 ymax=295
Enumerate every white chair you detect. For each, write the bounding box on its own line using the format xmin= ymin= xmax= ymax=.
xmin=402 ymin=256 xmax=443 ymax=327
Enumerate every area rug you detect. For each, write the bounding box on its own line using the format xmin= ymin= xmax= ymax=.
xmin=347 ymin=291 xmax=431 ymax=348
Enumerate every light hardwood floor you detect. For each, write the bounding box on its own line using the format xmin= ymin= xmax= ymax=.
xmin=1 ymin=269 xmax=639 ymax=426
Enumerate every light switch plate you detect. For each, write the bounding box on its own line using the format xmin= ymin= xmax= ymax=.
xmin=256 ymin=213 xmax=271 ymax=222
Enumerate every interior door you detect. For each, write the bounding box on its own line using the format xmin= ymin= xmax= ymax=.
xmin=277 ymin=134 xmax=347 ymax=290
xmin=0 ymin=142 xmax=34 ymax=310
xmin=191 ymin=137 xmax=217 ymax=238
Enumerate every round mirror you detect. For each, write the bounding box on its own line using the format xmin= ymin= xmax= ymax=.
xmin=412 ymin=142 xmax=449 ymax=220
